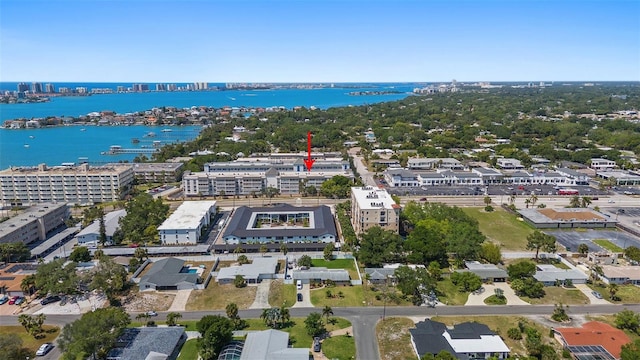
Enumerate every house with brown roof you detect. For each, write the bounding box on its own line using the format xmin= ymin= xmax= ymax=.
xmin=518 ymin=208 xmax=617 ymax=229
xmin=553 ymin=321 xmax=630 ymax=359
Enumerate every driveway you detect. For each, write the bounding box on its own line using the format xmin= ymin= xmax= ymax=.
xmin=292 ymin=284 xmax=313 ymax=308
xmin=465 ymin=283 xmax=529 ymax=306
xmin=575 ymin=284 xmax=611 ymax=305
xmin=249 ymin=279 xmax=272 ymax=309
xmin=167 ymin=289 xmax=192 ymax=312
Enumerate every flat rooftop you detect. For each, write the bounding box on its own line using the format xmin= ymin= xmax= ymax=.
xmin=158 ymin=201 xmax=216 ymax=230
xmin=0 ymin=163 xmax=132 ymax=175
xmin=131 ymin=162 xmax=183 ymax=172
xmin=0 ymin=203 xmax=68 ymax=240
xmin=351 ymin=186 xmax=399 ymax=210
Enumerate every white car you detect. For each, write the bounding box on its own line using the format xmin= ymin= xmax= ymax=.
xmin=146 ymin=310 xmax=158 ymax=317
xmin=296 ymin=280 xmax=302 ymax=290
xmin=36 ymin=343 xmax=53 ymax=356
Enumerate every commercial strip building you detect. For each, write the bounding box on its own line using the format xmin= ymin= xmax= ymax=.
xmin=76 ymin=209 xmax=126 ymax=248
xmin=0 ymin=163 xmax=134 ymax=205
xmin=182 ymin=152 xmax=353 ymax=197
xmin=157 ymin=201 xmax=217 ymax=245
xmin=0 ymin=202 xmax=68 ymax=245
xmin=518 ymin=208 xmax=618 ymax=229
xmin=351 ymin=186 xmax=400 ymax=235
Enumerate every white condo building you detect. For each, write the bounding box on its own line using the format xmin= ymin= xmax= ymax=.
xmin=0 ymin=163 xmax=134 ymax=205
xmin=0 ymin=203 xmax=69 ymax=245
xmin=182 ymin=153 xmax=353 ymax=197
xmin=157 ymin=201 xmax=217 ymax=245
xmin=351 ymin=186 xmax=400 ymax=235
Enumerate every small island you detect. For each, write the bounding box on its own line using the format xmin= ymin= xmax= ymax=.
xmin=348 ymin=90 xmax=402 ymax=96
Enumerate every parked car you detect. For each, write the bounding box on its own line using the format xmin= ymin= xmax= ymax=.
xmin=36 ymin=343 xmax=53 ymax=356
xmin=0 ymin=296 xmax=9 ymax=305
xmin=313 ymin=337 xmax=321 ymax=352
xmin=14 ymin=296 xmax=24 ymax=305
xmin=592 ymin=291 xmax=603 ymax=299
xmin=8 ymin=296 xmax=19 ymax=305
xmin=40 ymin=295 xmax=61 ymax=306
xmin=296 ymin=280 xmax=302 ymax=290
xmin=146 ymin=310 xmax=158 ymax=317
xmin=297 ymin=293 xmax=303 ymax=302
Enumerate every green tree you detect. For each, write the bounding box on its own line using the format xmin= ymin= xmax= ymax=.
xmin=35 ymin=258 xmax=79 ymax=295
xmin=609 ymin=283 xmax=620 ymax=301
xmin=166 ymin=312 xmax=182 ymax=326
xmin=94 ymin=249 xmax=105 ymax=260
xmin=0 ymin=242 xmax=31 ymax=263
xmin=304 ymin=312 xmax=326 ymax=337
xmin=259 ymin=244 xmax=268 ymax=257
xmin=323 ymin=243 xmax=335 ymax=260
xmin=624 ymin=246 xmax=640 ymax=262
xmin=322 ymin=305 xmax=333 ymax=325
xmin=0 ymin=333 xmax=34 ymax=360
xmin=119 ymin=193 xmax=169 ymax=244
xmin=569 ymin=195 xmax=582 ymax=208
xmin=226 ymin=302 xmax=239 ymax=320
xmin=615 ymin=310 xmax=640 ymax=334
xmin=551 ymin=303 xmax=570 ymax=322
xmin=98 ymin=212 xmax=107 ymax=247
xmin=280 ymin=243 xmax=289 ymax=256
xmin=234 ymin=275 xmax=247 ymax=288
xmin=479 ymin=242 xmax=502 ymax=264
xmin=319 ymin=175 xmax=353 ymax=198
xmin=197 ymin=315 xmax=234 ymax=360
xmin=69 ymin=246 xmax=91 ymax=262
xmin=405 ymin=219 xmax=448 ymax=266
xmin=58 ymin=307 xmax=130 ymax=360
xmin=88 ymin=256 xmax=128 ymax=302
xmin=526 ymin=231 xmax=557 ymax=262
xmin=484 ymin=196 xmax=492 ymax=206
xmin=18 ymin=313 xmax=46 ymax=338
xmin=357 ymin=227 xmax=404 ymax=267
xmin=507 ymin=260 xmax=537 ymax=279
xmin=237 ymin=254 xmax=250 ymax=265
xmin=578 ymin=244 xmax=589 ymax=256
xmin=450 ymin=271 xmax=482 ymax=292
xmin=621 ymin=339 xmax=640 ymax=360
xmin=298 ymin=255 xmax=312 ymax=268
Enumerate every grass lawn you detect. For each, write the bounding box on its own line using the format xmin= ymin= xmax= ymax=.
xmin=520 ymin=286 xmax=589 ymax=305
xmin=484 ymin=294 xmax=507 ymax=305
xmin=177 ymin=338 xmax=199 ymax=360
xmin=312 ymin=258 xmax=360 ymax=280
xmin=376 ymin=317 xmax=418 ymax=360
xmin=322 ymin=335 xmax=356 ymax=360
xmin=462 ymin=207 xmax=534 ymax=250
xmin=432 ymin=316 xmax=562 ymax=357
xmin=269 ymin=280 xmax=297 ymax=307
xmin=244 ymin=318 xmax=311 ymax=348
xmin=327 ymin=317 xmax=352 ymax=332
xmin=587 ymin=283 xmax=640 ymax=303
xmin=186 ymin=282 xmax=256 ymax=311
xmin=593 ymin=239 xmax=624 ymax=253
xmin=1 ymin=325 xmax=60 ymax=353
xmin=436 ymin=278 xmax=470 ymax=305
xmin=311 ymin=286 xmax=365 ymax=307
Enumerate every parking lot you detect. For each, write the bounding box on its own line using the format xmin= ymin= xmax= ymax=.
xmin=547 ymin=229 xmax=640 ymax=252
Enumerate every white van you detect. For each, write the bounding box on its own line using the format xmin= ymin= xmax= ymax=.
xmin=296 ymin=280 xmax=302 ymax=290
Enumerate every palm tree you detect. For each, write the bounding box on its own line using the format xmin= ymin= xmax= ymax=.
xmin=524 ymin=198 xmax=531 ymax=209
xmin=21 ymin=274 xmax=36 ymax=299
xmin=530 ymin=194 xmax=538 ymax=207
xmin=581 ymin=196 xmax=592 ymax=208
xmin=280 ymin=243 xmax=288 ymax=256
xmin=569 ymin=195 xmax=581 ymax=208
xmin=233 ymin=245 xmax=244 ymax=258
xmin=322 ymin=305 xmax=334 ymax=325
xmin=608 ymin=283 xmax=619 ymax=300
xmin=260 ymin=244 xmax=268 ymax=257
xmin=279 ymin=305 xmax=290 ymax=328
xmin=509 ymin=194 xmax=516 ymax=205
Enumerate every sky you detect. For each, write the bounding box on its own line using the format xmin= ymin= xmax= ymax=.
xmin=1 ymin=0 xmax=639 ymax=82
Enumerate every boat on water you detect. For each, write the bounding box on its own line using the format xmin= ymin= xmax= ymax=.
xmin=161 ymin=128 xmax=172 ymax=132
xmin=80 ymin=128 xmax=86 ymax=131
xmin=29 ymin=135 xmax=35 ymax=139
xmin=145 ymin=132 xmax=156 ymax=137
xmin=131 ymin=138 xmax=140 ymax=144
xmin=24 ymin=144 xmax=30 ymax=148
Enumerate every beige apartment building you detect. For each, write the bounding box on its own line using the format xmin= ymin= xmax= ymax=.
xmin=0 ymin=202 xmax=69 ymax=245
xmin=0 ymin=163 xmax=134 ymax=205
xmin=350 ymin=186 xmax=400 ymax=235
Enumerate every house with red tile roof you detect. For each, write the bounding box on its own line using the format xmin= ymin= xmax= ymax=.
xmin=553 ymin=321 xmax=631 ymax=359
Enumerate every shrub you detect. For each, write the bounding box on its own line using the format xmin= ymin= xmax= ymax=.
xmin=484 ymin=205 xmax=494 ymax=212
xmin=507 ymin=327 xmax=522 ymax=340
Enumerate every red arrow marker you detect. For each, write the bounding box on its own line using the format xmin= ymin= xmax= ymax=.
xmin=303 ymin=131 xmax=315 ymax=171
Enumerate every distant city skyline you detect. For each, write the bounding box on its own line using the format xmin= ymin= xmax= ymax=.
xmin=1 ymin=0 xmax=638 ymax=82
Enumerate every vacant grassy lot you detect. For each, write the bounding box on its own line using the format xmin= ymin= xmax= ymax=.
xmin=376 ymin=317 xmax=418 ymax=360
xmin=593 ymin=239 xmax=623 ymax=252
xmin=311 ymin=284 xmax=413 ymax=307
xmin=186 ymin=282 xmax=256 ymax=310
xmin=432 ymin=316 xmax=562 ymax=357
xmin=311 ymin=258 xmax=360 ymax=280
xmin=520 ymin=286 xmax=589 ymax=305
xmin=269 ymin=280 xmax=297 ymax=307
xmin=322 ymin=335 xmax=356 ymax=360
xmin=436 ymin=278 xmax=470 ymax=305
xmin=587 ymin=283 xmax=640 ymax=303
xmin=462 ymin=207 xmax=534 ymax=250
xmin=177 ymin=338 xmax=199 ymax=360
xmin=0 ymin=325 xmax=60 ymax=354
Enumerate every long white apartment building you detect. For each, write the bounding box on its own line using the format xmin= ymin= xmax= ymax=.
xmin=0 ymin=202 xmax=69 ymax=245
xmin=183 ymin=153 xmax=353 ymax=197
xmin=157 ymin=201 xmax=216 ymax=245
xmin=0 ymin=163 xmax=134 ymax=205
xmin=351 ymin=186 xmax=400 ymax=235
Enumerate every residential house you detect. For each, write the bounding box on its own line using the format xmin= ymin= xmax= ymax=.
xmin=554 ymin=322 xmax=630 ymax=359
xmin=291 ymin=267 xmax=350 ymax=285
xmin=237 ymin=329 xmax=309 ymax=360
xmin=138 ymin=258 xmax=200 ymax=291
xmin=533 ymin=264 xmax=588 ymax=286
xmin=76 ymin=209 xmax=126 ymax=248
xmin=459 ymin=261 xmax=507 ymax=282
xmin=216 ymin=257 xmax=278 ymax=284
xmin=106 ymin=327 xmax=186 ymax=360
xmin=598 ymin=265 xmax=640 ymax=285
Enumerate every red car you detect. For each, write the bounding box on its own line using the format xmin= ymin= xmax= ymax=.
xmin=8 ymin=296 xmax=19 ymax=305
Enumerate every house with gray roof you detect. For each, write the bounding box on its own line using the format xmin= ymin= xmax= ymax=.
xmin=106 ymin=327 xmax=186 ymax=360
xmin=533 ymin=264 xmax=588 ymax=286
xmin=76 ymin=209 xmax=126 ymax=248
xmin=216 ymin=257 xmax=278 ymax=284
xmin=458 ymin=261 xmax=508 ymax=282
xmin=384 ymin=168 xmax=419 ymax=187
xmin=292 ymin=267 xmax=350 ymax=285
xmin=138 ymin=257 xmax=200 ymax=291
xmin=221 ymin=205 xmax=337 ymax=246
xmin=364 ymin=268 xmax=397 ymax=284
xmin=239 ymin=329 xmax=309 ymax=360
xmin=410 ymin=319 xmax=510 ymax=360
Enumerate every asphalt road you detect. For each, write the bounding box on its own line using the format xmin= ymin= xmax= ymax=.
xmin=7 ymin=304 xmax=640 ymax=360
